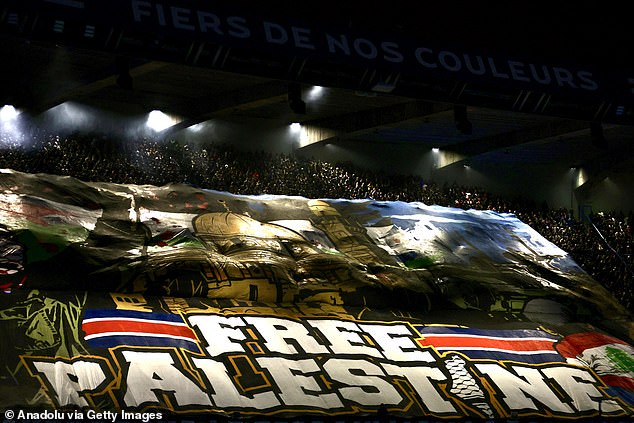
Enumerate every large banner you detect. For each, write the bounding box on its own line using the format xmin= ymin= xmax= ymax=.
xmin=0 ymin=169 xmax=632 ymax=421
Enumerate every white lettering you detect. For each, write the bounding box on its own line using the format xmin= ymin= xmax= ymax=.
xmin=553 ymin=67 xmax=577 ymax=88
xmin=359 ymin=323 xmax=429 ymax=361
xmin=464 ymin=54 xmax=486 ymax=75
xmin=193 ymin=357 xmax=279 ymax=409
xmin=382 ymin=363 xmax=457 ymax=414
xmin=292 ymin=26 xmax=315 ymax=49
xmin=170 ymin=6 xmax=194 ymax=31
xmin=474 ymin=363 xmax=572 ymax=413
xmin=439 ymin=50 xmax=462 ymax=71
xmin=32 ymin=360 xmax=106 ymax=407
xmin=256 ymin=357 xmax=343 ymax=408
xmin=381 ymin=41 xmax=404 ymax=63
xmin=245 ymin=316 xmax=327 ymax=354
xmin=263 ymin=21 xmax=288 ymax=44
xmin=197 ymin=11 xmax=223 ymax=35
xmin=326 ymin=33 xmax=350 ymax=55
xmin=577 ymin=71 xmax=598 ymax=90
xmin=530 ymin=63 xmax=551 ymax=84
xmin=131 ymin=0 xmax=152 ymax=22
xmin=508 ymin=60 xmax=530 ymax=82
xmin=121 ymin=351 xmax=211 ymax=407
xmin=86 ymin=410 xmax=118 ymax=422
xmin=155 ymin=3 xmax=166 ymax=26
xmin=415 ymin=47 xmax=437 ymax=68
xmin=188 ymin=315 xmax=246 ymax=356
xmin=354 ymin=38 xmax=378 ymax=59
xmin=324 ymin=358 xmax=402 ymax=406
xmin=541 ymin=367 xmax=622 ymax=413
xmin=308 ymin=319 xmax=381 ymax=357
xmin=227 ymin=16 xmax=250 ymax=38
xmin=488 ymin=57 xmax=509 ymax=78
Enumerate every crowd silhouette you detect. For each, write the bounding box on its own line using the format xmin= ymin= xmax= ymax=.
xmin=1 ymin=133 xmax=632 ymax=311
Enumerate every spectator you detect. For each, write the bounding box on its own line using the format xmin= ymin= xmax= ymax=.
xmin=0 ymin=132 xmax=631 ymax=310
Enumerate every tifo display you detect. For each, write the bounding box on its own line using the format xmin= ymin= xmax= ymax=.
xmin=0 ymin=169 xmax=632 ymax=420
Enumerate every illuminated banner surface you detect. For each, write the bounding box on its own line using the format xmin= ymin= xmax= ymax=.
xmin=0 ymin=169 xmax=632 ymax=420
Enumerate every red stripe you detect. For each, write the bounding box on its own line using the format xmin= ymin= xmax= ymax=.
xmin=600 ymin=375 xmax=634 ymax=391
xmin=82 ymin=319 xmax=197 ymax=340
xmin=419 ymin=336 xmax=555 ymax=352
xmin=557 ymin=332 xmax=628 ymax=358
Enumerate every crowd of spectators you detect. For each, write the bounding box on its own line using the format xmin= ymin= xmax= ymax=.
xmin=0 ymin=133 xmax=632 ymax=311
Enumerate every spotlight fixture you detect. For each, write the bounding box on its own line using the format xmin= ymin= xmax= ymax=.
xmin=308 ymin=86 xmax=323 ymax=99
xmin=147 ymin=110 xmax=177 ymax=132
xmin=454 ymin=104 xmax=472 ymax=135
xmin=0 ymin=105 xmax=19 ymax=122
xmin=288 ymin=83 xmax=306 ymax=114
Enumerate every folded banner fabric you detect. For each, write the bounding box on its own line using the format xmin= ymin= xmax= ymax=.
xmin=0 ymin=169 xmax=632 ymax=420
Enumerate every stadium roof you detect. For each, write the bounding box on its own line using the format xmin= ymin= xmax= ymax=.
xmin=1 ymin=0 xmax=633 ymax=197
